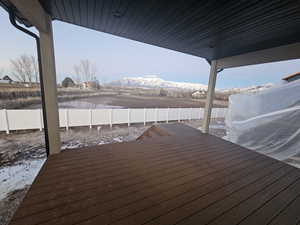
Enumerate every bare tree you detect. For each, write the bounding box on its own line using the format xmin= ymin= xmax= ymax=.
xmin=73 ymin=59 xmax=97 ymax=82
xmin=30 ymin=55 xmax=39 ymax=82
xmin=73 ymin=65 xmax=82 ymax=84
xmin=10 ymin=54 xmax=38 ymax=83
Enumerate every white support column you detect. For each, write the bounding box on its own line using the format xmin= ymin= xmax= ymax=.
xmin=202 ymin=60 xmax=218 ymax=133
xmin=39 ymin=15 xmax=61 ymax=154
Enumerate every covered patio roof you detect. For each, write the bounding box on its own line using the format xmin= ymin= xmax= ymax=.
xmin=2 ymin=0 xmax=300 ymax=61
xmin=1 ymin=0 xmax=300 ymax=152
xmin=2 ymin=2 xmax=300 ymax=225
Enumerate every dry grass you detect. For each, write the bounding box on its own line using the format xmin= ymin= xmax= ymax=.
xmin=0 ymin=85 xmax=229 ymax=109
xmin=0 ymin=87 xmax=104 ymax=109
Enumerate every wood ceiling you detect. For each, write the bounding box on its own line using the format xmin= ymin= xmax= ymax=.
xmin=3 ymin=0 xmax=300 ymax=60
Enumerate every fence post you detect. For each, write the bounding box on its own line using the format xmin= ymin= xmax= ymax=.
xmin=39 ymin=109 xmax=43 ymax=131
xmin=143 ymin=108 xmax=146 ymax=126
xmin=89 ymin=109 xmax=92 ymax=129
xmin=178 ymin=108 xmax=181 ymax=122
xmin=127 ymin=108 xmax=130 ymax=127
xmin=155 ymin=108 xmax=158 ymax=124
xmin=4 ymin=109 xmax=9 ymax=134
xmin=200 ymin=108 xmax=203 ymax=120
xmin=65 ymin=109 xmax=69 ymax=131
xmin=167 ymin=108 xmax=169 ymax=123
xmin=109 ymin=109 xmax=113 ymax=128
xmin=189 ymin=108 xmax=192 ymax=121
xmin=212 ymin=108 xmax=216 ymax=122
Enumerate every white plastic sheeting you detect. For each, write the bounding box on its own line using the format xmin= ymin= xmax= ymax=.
xmin=226 ymin=80 xmax=300 ymax=160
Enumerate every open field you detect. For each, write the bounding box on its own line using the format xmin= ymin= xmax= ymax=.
xmin=0 ymin=85 xmax=228 ymax=109
xmin=48 ymin=94 xmax=227 ymax=109
xmin=0 ymin=87 xmax=105 ymax=109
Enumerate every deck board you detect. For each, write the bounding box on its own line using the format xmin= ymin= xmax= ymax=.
xmin=8 ymin=124 xmax=300 ymax=225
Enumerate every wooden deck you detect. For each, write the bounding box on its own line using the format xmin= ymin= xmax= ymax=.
xmin=9 ymin=124 xmax=300 ymax=225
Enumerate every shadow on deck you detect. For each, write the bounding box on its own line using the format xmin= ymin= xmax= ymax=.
xmin=8 ymin=124 xmax=300 ymax=225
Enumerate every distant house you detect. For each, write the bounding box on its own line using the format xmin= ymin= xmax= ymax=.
xmin=282 ymin=72 xmax=300 ymax=83
xmin=62 ymin=77 xmax=75 ymax=88
xmin=82 ymin=81 xmax=100 ymax=90
xmin=3 ymin=75 xmax=13 ymax=82
xmin=192 ymin=90 xmax=206 ymax=99
xmin=0 ymin=75 xmax=13 ymax=84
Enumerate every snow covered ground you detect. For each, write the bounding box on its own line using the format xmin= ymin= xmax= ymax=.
xmin=0 ymin=134 xmax=126 ymax=202
xmin=0 ymin=159 xmax=45 ymax=200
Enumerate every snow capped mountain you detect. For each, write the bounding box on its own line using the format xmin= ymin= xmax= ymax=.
xmin=110 ymin=75 xmax=208 ymax=91
xmin=109 ymin=75 xmax=274 ymax=94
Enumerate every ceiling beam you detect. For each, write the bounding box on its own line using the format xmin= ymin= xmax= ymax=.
xmin=217 ymin=42 xmax=300 ymax=69
xmin=9 ymin=0 xmax=49 ymax=33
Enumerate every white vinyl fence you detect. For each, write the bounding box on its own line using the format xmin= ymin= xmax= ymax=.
xmin=0 ymin=108 xmax=227 ymax=133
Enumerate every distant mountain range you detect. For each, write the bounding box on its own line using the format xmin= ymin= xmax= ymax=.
xmin=109 ymin=75 xmax=274 ymax=93
xmin=109 ymin=76 xmax=207 ymax=91
xmin=221 ymin=83 xmax=274 ymax=94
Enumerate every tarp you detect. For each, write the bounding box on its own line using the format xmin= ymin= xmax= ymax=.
xmin=225 ymin=80 xmax=300 ymax=160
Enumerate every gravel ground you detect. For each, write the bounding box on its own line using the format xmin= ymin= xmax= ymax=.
xmin=0 ymin=120 xmax=225 ymax=225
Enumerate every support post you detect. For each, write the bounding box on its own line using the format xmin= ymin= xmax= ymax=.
xmin=39 ymin=15 xmax=61 ymax=154
xmin=8 ymin=0 xmax=61 ymax=155
xmin=202 ymin=60 xmax=218 ymax=133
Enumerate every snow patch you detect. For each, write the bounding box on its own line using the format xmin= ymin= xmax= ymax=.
xmin=113 ymin=137 xmax=123 ymax=142
xmin=0 ymin=159 xmax=45 ymax=200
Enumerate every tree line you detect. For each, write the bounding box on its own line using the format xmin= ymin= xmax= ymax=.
xmin=1 ymin=54 xmax=98 ymax=84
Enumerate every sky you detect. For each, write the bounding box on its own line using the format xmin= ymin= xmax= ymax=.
xmin=0 ymin=7 xmax=300 ymax=89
